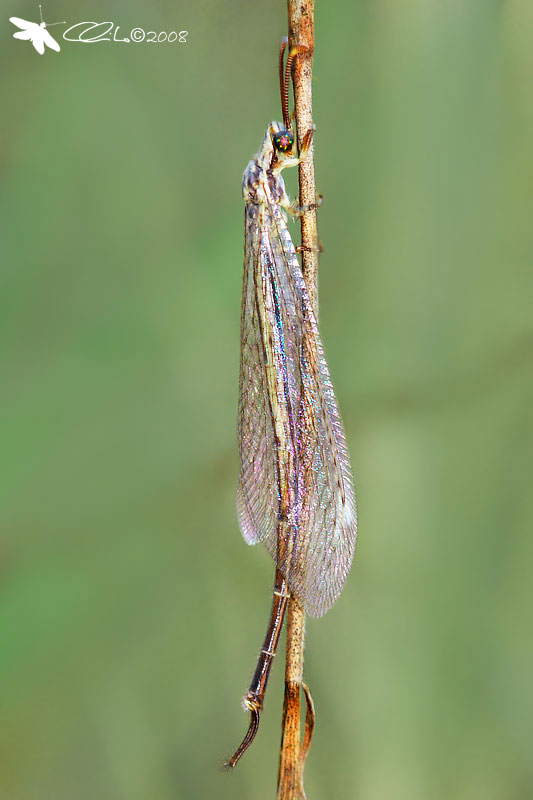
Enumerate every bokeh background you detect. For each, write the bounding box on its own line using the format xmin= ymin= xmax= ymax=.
xmin=1 ymin=1 xmax=532 ymax=798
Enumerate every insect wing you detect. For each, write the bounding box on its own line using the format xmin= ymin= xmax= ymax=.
xmin=237 ymin=192 xmax=356 ymax=617
xmin=237 ymin=205 xmax=280 ymax=547
xmin=13 ymin=30 xmax=33 ymax=40
xmin=32 ymin=36 xmax=46 ymax=55
xmin=9 ymin=17 xmax=35 ymax=30
xmin=42 ymin=28 xmax=61 ymax=52
xmin=267 ymin=210 xmax=356 ymax=617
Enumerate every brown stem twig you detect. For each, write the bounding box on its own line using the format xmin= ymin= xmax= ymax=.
xmin=277 ymin=2 xmax=318 ymax=799
xmin=289 ymin=0 xmax=319 ymax=312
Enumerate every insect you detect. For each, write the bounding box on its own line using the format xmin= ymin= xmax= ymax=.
xmin=225 ymin=42 xmax=357 ymax=768
xmin=10 ymin=5 xmax=64 ymax=55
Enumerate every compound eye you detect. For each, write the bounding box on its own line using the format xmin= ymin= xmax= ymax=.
xmin=272 ymin=130 xmax=294 ymax=154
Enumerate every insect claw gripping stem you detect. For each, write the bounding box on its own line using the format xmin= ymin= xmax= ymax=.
xmin=296 ymin=243 xmax=323 ymax=255
xmin=284 ymin=193 xmax=322 ymax=219
xmin=299 ymin=126 xmax=315 ymax=158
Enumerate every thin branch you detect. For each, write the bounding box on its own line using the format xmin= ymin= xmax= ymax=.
xmin=289 ymin=0 xmax=319 ymax=314
xmin=277 ymin=597 xmax=309 ymax=799
xmin=277 ymin=2 xmax=317 ymax=799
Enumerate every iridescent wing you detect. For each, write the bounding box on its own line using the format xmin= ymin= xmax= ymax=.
xmin=236 ymin=205 xmax=280 ymax=547
xmin=266 ymin=206 xmax=356 ymax=617
xmin=237 ymin=197 xmax=356 ymax=618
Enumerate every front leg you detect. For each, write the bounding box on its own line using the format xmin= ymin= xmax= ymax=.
xmin=279 ymin=126 xmax=319 ymax=217
xmin=280 ymin=193 xmax=323 ymax=218
xmin=298 ymin=126 xmax=315 ymax=161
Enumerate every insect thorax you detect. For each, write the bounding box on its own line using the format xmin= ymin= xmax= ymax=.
xmin=242 ymin=161 xmax=287 ymax=208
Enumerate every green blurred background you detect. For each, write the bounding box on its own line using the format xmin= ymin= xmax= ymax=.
xmin=1 ymin=1 xmax=532 ymax=798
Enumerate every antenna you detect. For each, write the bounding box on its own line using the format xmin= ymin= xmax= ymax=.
xmin=38 ymin=4 xmax=66 ymax=26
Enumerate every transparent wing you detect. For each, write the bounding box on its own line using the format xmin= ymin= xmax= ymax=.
xmin=10 ymin=17 xmax=34 ymax=30
xmin=42 ymin=29 xmax=60 ymax=52
xmin=237 ymin=198 xmax=357 ymax=618
xmin=264 ymin=207 xmax=357 ymax=617
xmin=236 ymin=205 xmax=279 ymax=546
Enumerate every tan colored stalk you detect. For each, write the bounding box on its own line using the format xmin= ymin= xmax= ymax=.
xmin=277 ymin=2 xmax=317 ymax=798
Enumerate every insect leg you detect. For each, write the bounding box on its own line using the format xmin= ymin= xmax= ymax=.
xmin=281 ymin=193 xmax=323 ymax=218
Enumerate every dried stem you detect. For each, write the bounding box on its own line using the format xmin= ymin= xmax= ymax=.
xmin=289 ymin=0 xmax=319 ymax=315
xmin=277 ymin=2 xmax=317 ymax=799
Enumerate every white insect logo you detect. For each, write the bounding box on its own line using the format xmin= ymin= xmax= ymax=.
xmin=10 ymin=5 xmax=65 ymax=54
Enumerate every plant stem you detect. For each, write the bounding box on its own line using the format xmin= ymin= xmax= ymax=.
xmin=289 ymin=0 xmax=319 ymax=313
xmin=277 ymin=3 xmax=317 ymax=798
